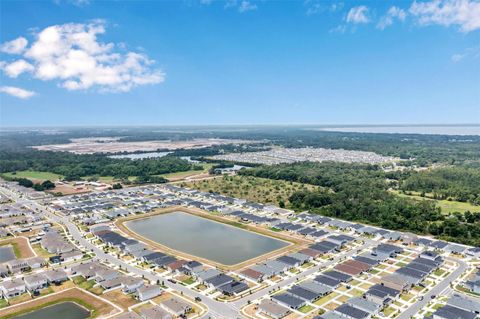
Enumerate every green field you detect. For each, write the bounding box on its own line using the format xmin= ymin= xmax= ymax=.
xmin=392 ymin=190 xmax=480 ymax=214
xmin=2 ymin=170 xmax=63 ymax=181
xmin=157 ymin=163 xmax=214 ymax=180
xmin=182 ymin=175 xmax=320 ymax=207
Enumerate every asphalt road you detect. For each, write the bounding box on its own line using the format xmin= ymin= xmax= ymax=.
xmin=396 ymin=257 xmax=468 ymax=319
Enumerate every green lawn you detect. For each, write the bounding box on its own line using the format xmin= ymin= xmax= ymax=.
xmin=0 ymin=298 xmax=9 ymax=308
xmin=182 ymin=277 xmax=196 ymax=285
xmin=298 ymin=304 xmax=314 ymax=313
xmin=3 ymin=170 xmax=63 ymax=181
xmin=392 ymin=190 xmax=480 ymax=214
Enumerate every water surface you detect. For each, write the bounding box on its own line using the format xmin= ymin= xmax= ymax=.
xmin=318 ymin=125 xmax=480 ymax=135
xmin=126 ymin=211 xmax=288 ymax=265
xmin=108 ymin=151 xmax=171 ymax=159
xmin=0 ymin=245 xmax=16 ymax=263
xmin=12 ymin=301 xmax=90 ymax=319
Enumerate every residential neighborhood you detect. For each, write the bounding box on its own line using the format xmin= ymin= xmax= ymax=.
xmin=0 ymin=178 xmax=478 ymax=319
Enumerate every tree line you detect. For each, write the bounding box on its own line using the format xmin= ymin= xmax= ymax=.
xmin=0 ymin=149 xmax=201 ymax=182
xmin=240 ymin=162 xmax=480 ymax=246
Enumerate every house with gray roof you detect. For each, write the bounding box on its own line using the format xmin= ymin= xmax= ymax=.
xmin=334 ymin=304 xmax=370 ymax=319
xmin=447 ymin=294 xmax=480 ymax=314
xmin=258 ymin=299 xmax=290 ymax=319
xmin=272 ymin=293 xmax=306 ymax=309
xmin=0 ymin=279 xmax=26 ymax=299
xmin=346 ymin=297 xmax=381 ymax=314
xmin=432 ymin=305 xmax=476 ymax=319
xmin=140 ymin=305 xmax=172 ymax=319
xmin=161 ymin=297 xmax=192 ymax=316
xmin=44 ymin=269 xmax=68 ymax=284
xmin=196 ymin=269 xmax=221 ymax=282
xmin=136 ymin=285 xmax=162 ymax=301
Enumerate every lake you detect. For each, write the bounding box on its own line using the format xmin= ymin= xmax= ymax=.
xmin=126 ymin=211 xmax=289 ymax=265
xmin=0 ymin=245 xmax=16 ymax=263
xmin=108 ymin=151 xmax=171 ymax=159
xmin=12 ymin=302 xmax=90 ymax=319
xmin=318 ymin=125 xmax=480 ymax=136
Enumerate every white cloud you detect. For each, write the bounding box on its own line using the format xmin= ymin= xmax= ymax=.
xmin=0 ymin=21 xmax=165 ymax=93
xmin=346 ymin=6 xmax=370 ymax=24
xmin=377 ymin=6 xmax=407 ymax=29
xmin=409 ymin=0 xmax=480 ymax=32
xmin=329 ymin=25 xmax=347 ymax=33
xmin=225 ymin=0 xmax=257 ymax=12
xmin=451 ymin=46 xmax=480 ymax=62
xmin=0 ymin=37 xmax=28 ymax=54
xmin=330 ymin=2 xmax=344 ymax=12
xmin=306 ymin=3 xmax=323 ymax=16
xmin=451 ymin=53 xmax=466 ymax=62
xmin=0 ymin=86 xmax=36 ymax=99
xmin=238 ymin=1 xmax=257 ymax=13
xmin=1 ymin=59 xmax=35 ymax=78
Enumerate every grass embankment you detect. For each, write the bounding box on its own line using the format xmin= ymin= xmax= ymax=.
xmin=391 ymin=190 xmax=480 ymax=214
xmin=181 ymin=175 xmax=320 ymax=207
xmin=1 ymin=170 xmax=63 ymax=182
xmin=0 ymin=288 xmax=115 ymax=319
xmin=0 ymin=237 xmax=35 ymax=259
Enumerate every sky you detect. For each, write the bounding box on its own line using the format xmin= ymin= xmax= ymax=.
xmin=0 ymin=0 xmax=479 ymax=127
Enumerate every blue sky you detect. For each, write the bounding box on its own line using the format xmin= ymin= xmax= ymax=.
xmin=0 ymin=0 xmax=479 ymax=126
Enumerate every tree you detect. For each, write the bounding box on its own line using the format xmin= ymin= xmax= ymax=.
xmin=33 ymin=184 xmax=44 ymax=191
xmin=41 ymin=180 xmax=55 ymax=190
xmin=17 ymin=178 xmax=33 ymax=188
xmin=112 ymin=183 xmax=123 ymax=189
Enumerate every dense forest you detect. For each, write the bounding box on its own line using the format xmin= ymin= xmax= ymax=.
xmin=241 ymin=162 xmax=480 ymax=246
xmin=0 ymin=149 xmax=200 ymax=181
xmin=399 ymin=167 xmax=480 ymax=205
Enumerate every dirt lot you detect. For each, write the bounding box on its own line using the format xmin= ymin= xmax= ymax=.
xmin=0 ymin=237 xmax=35 ymax=258
xmin=103 ymin=289 xmax=139 ymax=310
xmin=0 ymin=288 xmax=119 ymax=318
xmin=47 ymin=184 xmax=91 ymax=196
xmin=33 ymin=138 xmax=251 ymax=154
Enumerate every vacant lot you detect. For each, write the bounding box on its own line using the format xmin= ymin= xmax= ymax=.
xmin=181 ymin=175 xmax=320 ymax=207
xmin=392 ymin=190 xmax=480 ymax=214
xmin=2 ymin=170 xmax=63 ymax=182
xmin=158 ymin=163 xmax=213 ymax=181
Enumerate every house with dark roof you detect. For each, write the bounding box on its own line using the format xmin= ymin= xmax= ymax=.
xmin=334 ymin=304 xmax=370 ymax=319
xmin=272 ymin=293 xmax=306 ymax=309
xmin=218 ymin=281 xmax=249 ymax=296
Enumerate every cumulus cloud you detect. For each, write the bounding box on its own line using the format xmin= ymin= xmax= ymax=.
xmin=409 ymin=0 xmax=480 ymax=32
xmin=225 ymin=0 xmax=257 ymax=13
xmin=0 ymin=37 xmax=28 ymax=54
xmin=238 ymin=1 xmax=257 ymax=12
xmin=346 ymin=6 xmax=370 ymax=24
xmin=0 ymin=21 xmax=164 ymax=92
xmin=1 ymin=59 xmax=35 ymax=78
xmin=377 ymin=6 xmax=407 ymax=29
xmin=451 ymin=46 xmax=480 ymax=62
xmin=0 ymin=86 xmax=36 ymax=99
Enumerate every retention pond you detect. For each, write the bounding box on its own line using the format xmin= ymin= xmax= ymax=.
xmin=126 ymin=211 xmax=288 ymax=265
xmin=12 ymin=301 xmax=90 ymax=319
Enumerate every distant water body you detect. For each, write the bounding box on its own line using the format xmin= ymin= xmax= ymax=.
xmin=108 ymin=151 xmax=171 ymax=159
xmin=319 ymin=125 xmax=480 ymax=136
